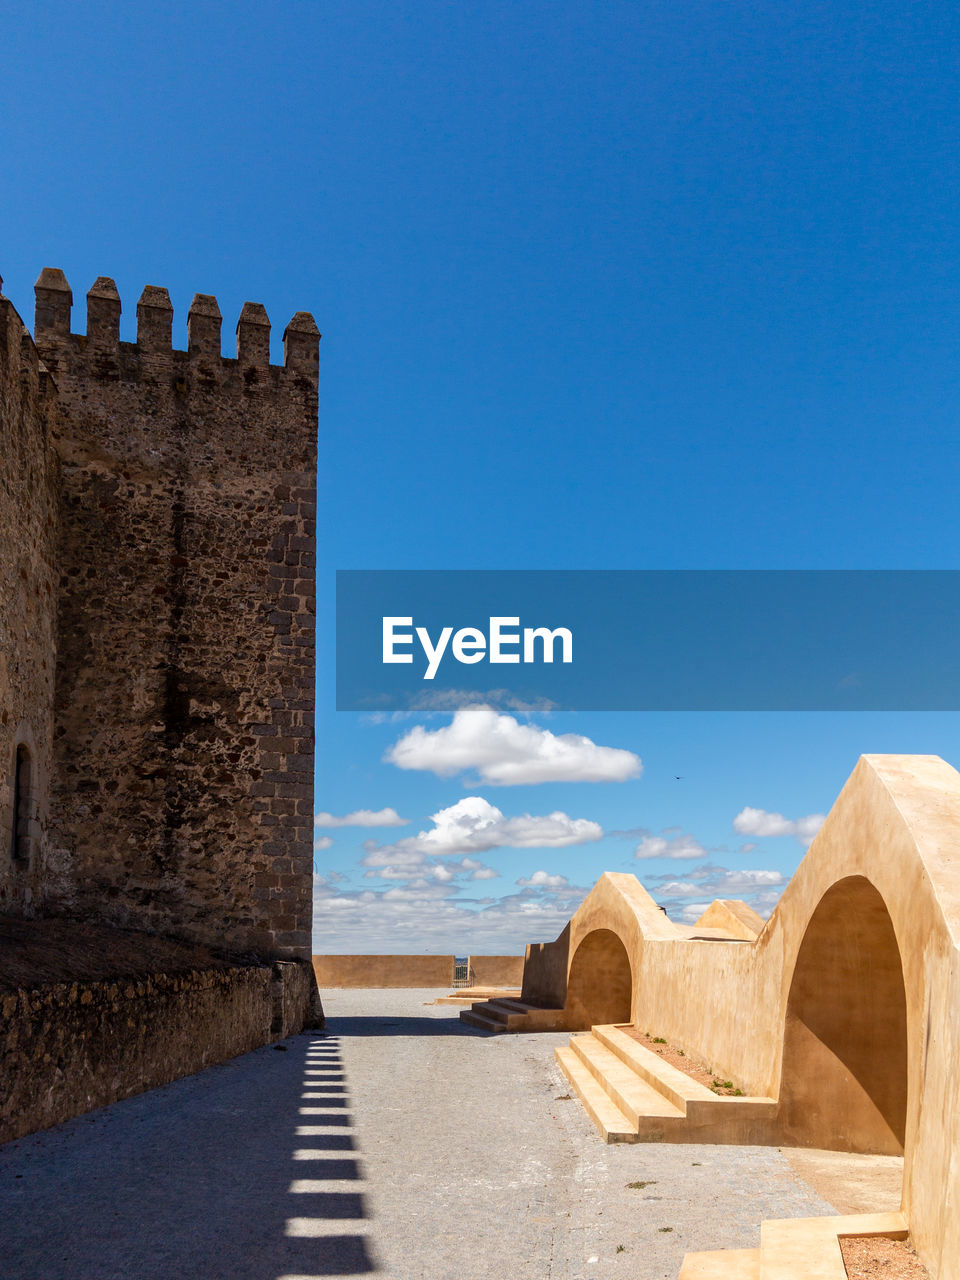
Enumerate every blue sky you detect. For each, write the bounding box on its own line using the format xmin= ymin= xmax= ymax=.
xmin=5 ymin=2 xmax=960 ymax=951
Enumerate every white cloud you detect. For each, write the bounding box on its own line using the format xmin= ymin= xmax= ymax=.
xmin=679 ymin=902 xmax=712 ymax=923
xmin=634 ymin=830 xmax=708 ymax=861
xmin=384 ymin=705 xmax=642 ymax=785
xmin=313 ymin=798 xmax=599 ymax=952
xmin=654 ymin=879 xmax=706 ymax=898
xmin=648 ymin=862 xmax=787 ymax=921
xmin=429 ymin=857 xmax=500 ymax=884
xmin=517 ymin=870 xmax=570 ymax=889
xmin=362 ymin=797 xmax=602 ymax=868
xmin=749 ymin=890 xmax=784 ymax=917
xmin=314 ymin=870 xmax=347 ymax=888
xmin=313 ymin=869 xmax=591 ymax=954
xmin=314 ymin=807 xmax=409 ymax=828
xmin=313 ymin=836 xmax=333 ymax=852
xmin=732 ymin=807 xmax=825 ymax=847
xmin=461 ymin=857 xmax=499 ymax=881
xmin=705 ymin=867 xmax=785 ymax=893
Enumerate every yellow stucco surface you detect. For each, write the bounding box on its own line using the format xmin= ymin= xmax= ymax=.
xmin=512 ymin=754 xmax=960 ymax=1280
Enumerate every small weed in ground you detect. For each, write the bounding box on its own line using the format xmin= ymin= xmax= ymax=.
xmin=653 ymin=1036 xmax=667 ymax=1044
xmin=677 ymin=1049 xmax=685 ymax=1056
xmin=616 ymin=1244 xmax=625 ymax=1253
xmin=555 ymin=1094 xmax=572 ymax=1100
xmin=626 ymin=1180 xmax=656 ymax=1190
xmin=691 ymin=1162 xmax=701 ymax=1166
xmin=712 ymin=1079 xmax=733 ymax=1089
xmin=659 ymin=1227 xmax=674 ymax=1233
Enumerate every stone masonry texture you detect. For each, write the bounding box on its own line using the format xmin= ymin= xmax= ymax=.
xmin=0 ymin=280 xmax=61 ymax=916
xmin=0 ymin=267 xmax=320 ymax=963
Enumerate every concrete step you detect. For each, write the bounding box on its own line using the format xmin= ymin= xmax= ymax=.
xmin=503 ymin=1004 xmax=566 ymax=1030
xmin=679 ymin=1248 xmax=761 ymax=1279
xmin=486 ymin=997 xmax=538 ymax=1014
xmin=758 ymin=1211 xmax=907 ymax=1280
xmin=554 ymin=1045 xmax=638 ymax=1143
xmin=592 ymin=1024 xmax=719 ymax=1110
xmin=459 ymin=999 xmax=511 ymax=1024
xmin=569 ymin=1033 xmax=685 ymax=1128
xmin=460 ymin=998 xmax=567 ymax=1033
xmin=459 ymin=1009 xmax=506 ymax=1033
xmin=581 ymin=1024 xmax=778 ymax=1143
xmin=678 ymin=1210 xmax=908 ymax=1280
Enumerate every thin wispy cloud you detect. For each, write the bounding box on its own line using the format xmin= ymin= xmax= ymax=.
xmin=634 ymin=829 xmax=708 ymax=860
xmin=314 ymin=807 xmax=409 ymax=828
xmin=360 ymin=690 xmax=556 ymax=726
xmin=362 ymin=854 xmax=501 ymax=884
xmin=647 ymin=862 xmax=786 ymax=920
xmin=517 ymin=870 xmax=569 ymax=889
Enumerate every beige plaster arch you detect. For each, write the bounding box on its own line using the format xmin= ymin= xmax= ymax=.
xmin=565 ymin=927 xmax=634 ymax=1027
xmin=778 ymin=874 xmax=908 ymax=1155
xmin=521 ymin=870 xmax=677 ymax=1021
xmin=519 ymin=755 xmax=960 ymax=1279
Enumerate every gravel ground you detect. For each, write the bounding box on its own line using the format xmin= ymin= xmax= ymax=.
xmin=0 ymin=988 xmax=835 ymax=1280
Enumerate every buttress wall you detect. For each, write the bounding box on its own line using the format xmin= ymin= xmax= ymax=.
xmin=0 ymin=286 xmax=60 ymax=914
xmin=32 ymin=269 xmax=319 ymax=961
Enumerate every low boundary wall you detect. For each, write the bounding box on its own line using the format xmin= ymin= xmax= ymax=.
xmin=1 ymin=960 xmax=317 ymax=1143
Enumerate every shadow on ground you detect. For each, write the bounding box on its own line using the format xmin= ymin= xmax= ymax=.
xmin=324 ymin=1014 xmax=486 ymax=1038
xmin=0 ymin=1033 xmax=379 ymax=1280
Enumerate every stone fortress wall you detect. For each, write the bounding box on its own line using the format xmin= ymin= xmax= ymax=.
xmin=1 ymin=268 xmax=319 ymax=963
xmin=0 ymin=280 xmax=61 ymax=920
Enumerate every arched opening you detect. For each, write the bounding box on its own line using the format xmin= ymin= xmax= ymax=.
xmin=779 ymin=875 xmax=907 ymax=1155
xmin=565 ymin=928 xmax=633 ymax=1028
xmin=10 ymin=744 xmax=33 ymax=867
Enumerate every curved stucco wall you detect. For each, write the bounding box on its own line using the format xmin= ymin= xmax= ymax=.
xmin=520 ymin=755 xmax=960 ymax=1280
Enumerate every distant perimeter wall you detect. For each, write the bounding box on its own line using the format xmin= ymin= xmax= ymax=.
xmin=468 ymin=955 xmax=524 ymax=986
xmin=312 ymin=955 xmax=524 ymax=988
xmin=314 ymin=955 xmax=455 ymax=987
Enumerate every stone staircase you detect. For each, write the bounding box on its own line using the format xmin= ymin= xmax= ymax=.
xmin=459 ymin=996 xmax=565 ymax=1033
xmin=554 ymin=1024 xmax=778 ymax=1144
xmin=678 ymin=1210 xmax=908 ymax=1279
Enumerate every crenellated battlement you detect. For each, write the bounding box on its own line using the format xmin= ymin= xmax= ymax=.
xmin=30 ymin=267 xmax=320 ymax=381
xmin=0 ymin=274 xmax=57 ymax=414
